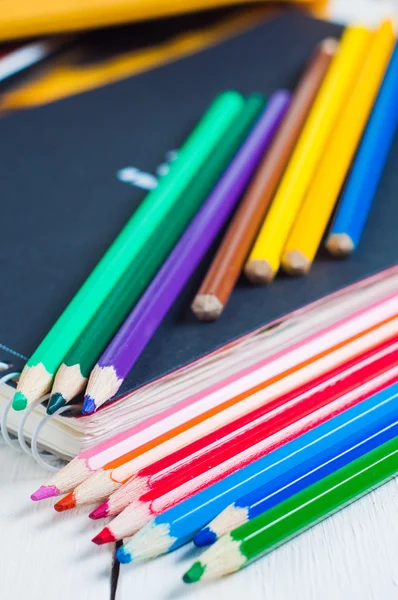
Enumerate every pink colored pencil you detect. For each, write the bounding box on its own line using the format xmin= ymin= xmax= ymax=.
xmin=31 ymin=287 xmax=398 ymax=501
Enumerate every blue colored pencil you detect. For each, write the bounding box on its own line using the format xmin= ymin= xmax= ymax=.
xmin=116 ymin=380 xmax=398 ymax=564
xmin=327 ymin=45 xmax=398 ymax=256
xmin=194 ymin=417 xmax=398 ymax=546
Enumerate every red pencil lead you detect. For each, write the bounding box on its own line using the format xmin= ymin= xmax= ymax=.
xmin=92 ymin=527 xmax=116 ymax=545
xmin=54 ymin=492 xmax=76 ymax=512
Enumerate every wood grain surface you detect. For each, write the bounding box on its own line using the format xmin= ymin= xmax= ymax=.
xmin=2 ymin=439 xmax=398 ymax=600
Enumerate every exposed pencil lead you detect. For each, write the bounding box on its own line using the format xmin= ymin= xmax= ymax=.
xmin=54 ymin=492 xmax=76 ymax=512
xmin=92 ymin=527 xmax=116 ymax=545
xmin=194 ymin=527 xmax=217 ymax=547
xmin=12 ymin=392 xmax=28 ymax=411
xmin=82 ymin=396 xmax=96 ymax=415
xmin=183 ymin=562 xmax=205 ymax=583
xmin=116 ymin=545 xmax=133 ymax=564
xmin=89 ymin=502 xmax=109 ymax=520
xmin=31 ymin=485 xmax=60 ymax=501
xmin=47 ymin=392 xmax=66 ymax=415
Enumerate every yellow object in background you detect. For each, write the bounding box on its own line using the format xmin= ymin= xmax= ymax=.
xmin=0 ymin=0 xmax=327 ymax=41
xmin=0 ymin=7 xmax=273 ymax=112
xmin=281 ymin=19 xmax=395 ymax=275
xmin=244 ymin=24 xmax=372 ymax=284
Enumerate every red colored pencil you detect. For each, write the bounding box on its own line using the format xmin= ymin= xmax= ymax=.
xmin=91 ymin=331 xmax=398 ymax=520
xmin=92 ymin=339 xmax=398 ymax=543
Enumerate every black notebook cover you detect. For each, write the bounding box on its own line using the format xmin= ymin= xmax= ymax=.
xmin=1 ymin=11 xmax=397 ymax=405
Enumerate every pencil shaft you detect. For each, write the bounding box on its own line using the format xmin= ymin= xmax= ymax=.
xmin=246 ymin=25 xmax=371 ymax=280
xmin=327 ymin=45 xmax=398 ymax=253
xmin=99 ymin=335 xmax=398 ymax=517
xmin=282 ymin=20 xmax=395 ymax=270
xmin=236 ymin=436 xmax=398 ymax=562
xmin=186 ymin=436 xmax=398 ymax=581
xmin=49 ymin=95 xmax=265 ymax=407
xmin=138 ymin=328 xmax=398 ymax=501
xmin=94 ymin=293 xmax=398 ymax=476
xmin=84 ymin=92 xmax=290 ymax=412
xmin=192 ymin=39 xmax=336 ymax=316
xmin=103 ymin=347 xmax=398 ymax=539
xmin=134 ymin=383 xmax=398 ymax=549
xmin=196 ymin=416 xmax=398 ymax=545
xmin=38 ymin=273 xmax=398 ymax=497
xmin=124 ymin=382 xmax=398 ymax=558
xmin=15 ymin=91 xmax=243 ymax=406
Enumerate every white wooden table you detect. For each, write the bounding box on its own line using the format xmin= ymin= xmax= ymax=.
xmin=2 ymin=2 xmax=398 ymax=599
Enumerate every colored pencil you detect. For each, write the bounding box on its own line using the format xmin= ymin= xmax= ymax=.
xmin=116 ymin=383 xmax=398 ymax=563
xmin=31 ymin=285 xmax=398 ymax=501
xmin=91 ymin=344 xmax=398 ymax=544
xmin=81 ymin=92 xmax=290 ymax=415
xmin=244 ymin=24 xmax=371 ymax=284
xmin=282 ymin=20 xmax=395 ymax=275
xmin=191 ymin=39 xmax=337 ymax=321
xmin=12 ymin=91 xmax=244 ymax=411
xmin=194 ymin=418 xmax=398 ymax=546
xmin=90 ymin=332 xmax=398 ymax=523
xmin=33 ymin=290 xmax=398 ymax=503
xmin=183 ymin=435 xmax=398 ymax=582
xmin=46 ymin=95 xmax=265 ymax=415
xmin=53 ymin=301 xmax=398 ymax=511
xmin=327 ymin=45 xmax=398 ymax=257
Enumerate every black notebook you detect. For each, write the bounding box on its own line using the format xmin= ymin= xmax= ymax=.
xmin=1 ymin=11 xmax=397 ymax=458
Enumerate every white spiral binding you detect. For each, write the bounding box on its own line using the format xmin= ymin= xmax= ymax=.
xmin=0 ymin=367 xmax=67 ymax=470
xmin=31 ymin=405 xmax=70 ymax=472
xmin=17 ymin=395 xmax=49 ymax=456
xmin=0 ymin=371 xmax=22 ymax=451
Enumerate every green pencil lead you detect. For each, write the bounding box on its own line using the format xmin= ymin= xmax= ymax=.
xmin=12 ymin=391 xmax=28 ymax=411
xmin=182 ymin=561 xmax=205 ymax=584
xmin=47 ymin=393 xmax=66 ymax=415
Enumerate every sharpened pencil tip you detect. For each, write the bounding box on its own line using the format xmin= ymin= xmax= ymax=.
xmin=281 ymin=251 xmax=310 ymax=275
xmin=47 ymin=392 xmax=66 ymax=415
xmin=82 ymin=396 xmax=96 ymax=415
xmin=54 ymin=492 xmax=76 ymax=512
xmin=244 ymin=259 xmax=274 ymax=284
xmin=92 ymin=527 xmax=116 ymax=545
xmin=194 ymin=527 xmax=217 ymax=547
xmin=89 ymin=501 xmax=109 ymax=520
xmin=12 ymin=392 xmax=28 ymax=411
xmin=116 ymin=545 xmax=133 ymax=564
xmin=183 ymin=562 xmax=205 ymax=584
xmin=31 ymin=485 xmax=60 ymax=501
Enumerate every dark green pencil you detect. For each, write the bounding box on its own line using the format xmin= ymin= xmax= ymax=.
xmin=47 ymin=94 xmax=265 ymax=414
xmin=183 ymin=434 xmax=398 ymax=583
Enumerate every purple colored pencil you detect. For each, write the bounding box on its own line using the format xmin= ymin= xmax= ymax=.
xmin=82 ymin=91 xmax=291 ymax=414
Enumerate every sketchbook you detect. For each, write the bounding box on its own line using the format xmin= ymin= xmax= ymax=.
xmin=1 ymin=11 xmax=397 ymax=462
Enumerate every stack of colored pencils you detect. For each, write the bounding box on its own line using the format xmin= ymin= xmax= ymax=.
xmin=22 ymin=17 xmax=398 ymax=586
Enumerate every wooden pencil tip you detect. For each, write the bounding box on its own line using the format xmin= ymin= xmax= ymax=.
xmin=281 ymin=251 xmax=311 ymax=276
xmin=244 ymin=259 xmax=275 ymax=284
xmin=320 ymin=38 xmax=339 ymax=54
xmin=326 ymin=233 xmax=355 ymax=257
xmin=191 ymin=294 xmax=224 ymax=321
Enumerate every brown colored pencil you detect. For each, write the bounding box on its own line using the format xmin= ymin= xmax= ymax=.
xmin=191 ymin=39 xmax=337 ymax=320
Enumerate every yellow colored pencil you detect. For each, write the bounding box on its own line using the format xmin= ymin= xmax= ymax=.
xmin=282 ymin=20 xmax=395 ymax=276
xmin=244 ymin=24 xmax=372 ymax=284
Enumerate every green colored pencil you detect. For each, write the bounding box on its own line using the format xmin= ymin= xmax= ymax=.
xmin=13 ymin=91 xmax=244 ymax=411
xmin=47 ymin=95 xmax=265 ymax=414
xmin=183 ymin=435 xmax=398 ymax=583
